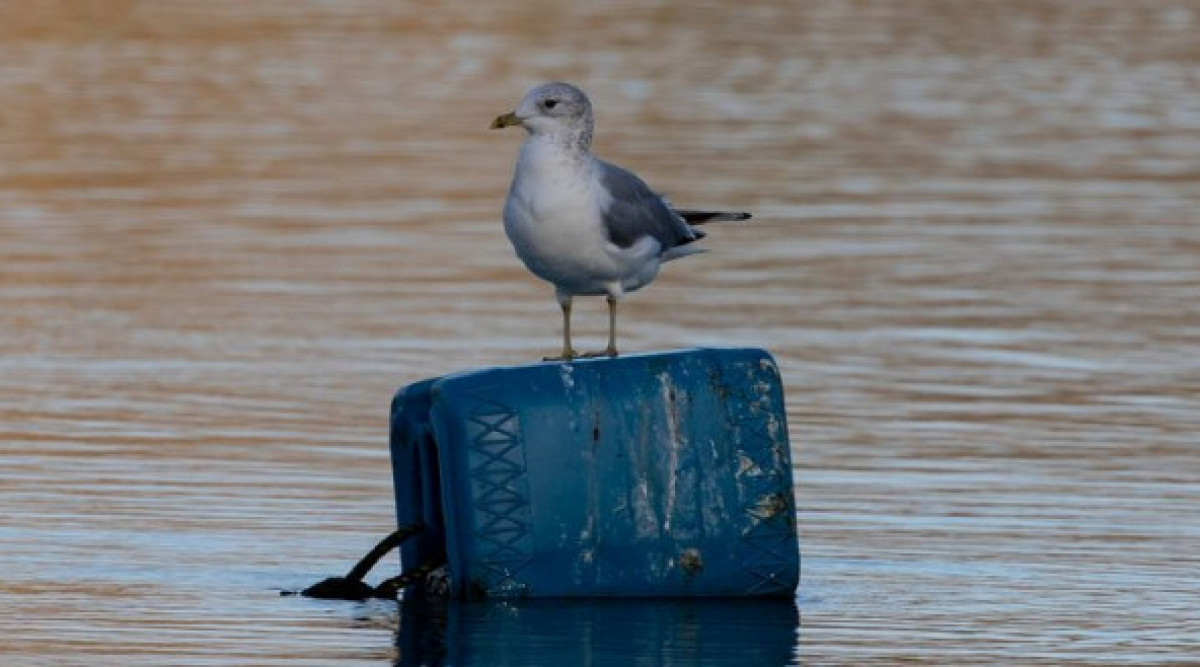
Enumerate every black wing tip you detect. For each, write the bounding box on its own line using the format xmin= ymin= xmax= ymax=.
xmin=675 ymin=209 xmax=753 ymax=224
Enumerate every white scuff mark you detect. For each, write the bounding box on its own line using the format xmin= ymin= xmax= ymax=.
xmin=632 ymin=479 xmax=658 ymax=539
xmin=701 ymin=478 xmax=730 ymax=534
xmin=737 ymin=452 xmax=763 ymax=478
xmin=559 ymin=363 xmax=575 ymax=389
xmin=765 ymin=412 xmax=781 ymax=442
xmin=658 ymin=372 xmax=682 ymax=535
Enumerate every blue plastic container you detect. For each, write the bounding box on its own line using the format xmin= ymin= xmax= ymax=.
xmin=389 ymin=348 xmax=799 ymax=599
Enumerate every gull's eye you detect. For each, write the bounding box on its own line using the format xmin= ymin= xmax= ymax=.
xmin=543 ymin=99 xmax=559 ymax=110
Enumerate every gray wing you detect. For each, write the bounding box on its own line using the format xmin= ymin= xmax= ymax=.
xmin=597 ymin=160 xmax=703 ymax=251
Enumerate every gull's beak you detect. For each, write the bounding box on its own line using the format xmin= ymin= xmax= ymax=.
xmin=490 ymin=111 xmax=522 ymax=130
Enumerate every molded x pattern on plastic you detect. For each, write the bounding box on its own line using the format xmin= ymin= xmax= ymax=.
xmin=464 ymin=395 xmax=533 ymax=593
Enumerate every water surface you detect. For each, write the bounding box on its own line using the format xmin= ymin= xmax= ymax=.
xmin=2 ymin=1 xmax=1199 ymax=664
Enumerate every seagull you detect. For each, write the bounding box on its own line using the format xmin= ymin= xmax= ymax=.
xmin=491 ymin=82 xmax=750 ymax=361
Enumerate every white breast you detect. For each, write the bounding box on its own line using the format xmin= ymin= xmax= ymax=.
xmin=503 ymin=140 xmax=626 ymax=295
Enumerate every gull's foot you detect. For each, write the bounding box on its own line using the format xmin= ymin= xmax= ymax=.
xmin=543 ymin=350 xmax=579 ymax=362
xmin=578 ymin=349 xmax=619 ymax=359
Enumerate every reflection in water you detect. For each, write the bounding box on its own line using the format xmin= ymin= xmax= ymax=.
xmin=395 ymin=597 xmax=799 ymax=667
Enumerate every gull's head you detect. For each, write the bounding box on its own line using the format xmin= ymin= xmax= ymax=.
xmin=491 ymin=82 xmax=594 ymax=149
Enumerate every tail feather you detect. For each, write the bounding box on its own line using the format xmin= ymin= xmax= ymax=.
xmin=672 ymin=209 xmax=752 ymax=225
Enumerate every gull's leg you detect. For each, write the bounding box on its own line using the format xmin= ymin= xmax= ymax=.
xmin=580 ymin=294 xmax=621 ymax=358
xmin=545 ymin=291 xmax=577 ymax=362
xmin=604 ymin=294 xmax=619 ymax=357
xmin=562 ymin=296 xmax=575 ymax=360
